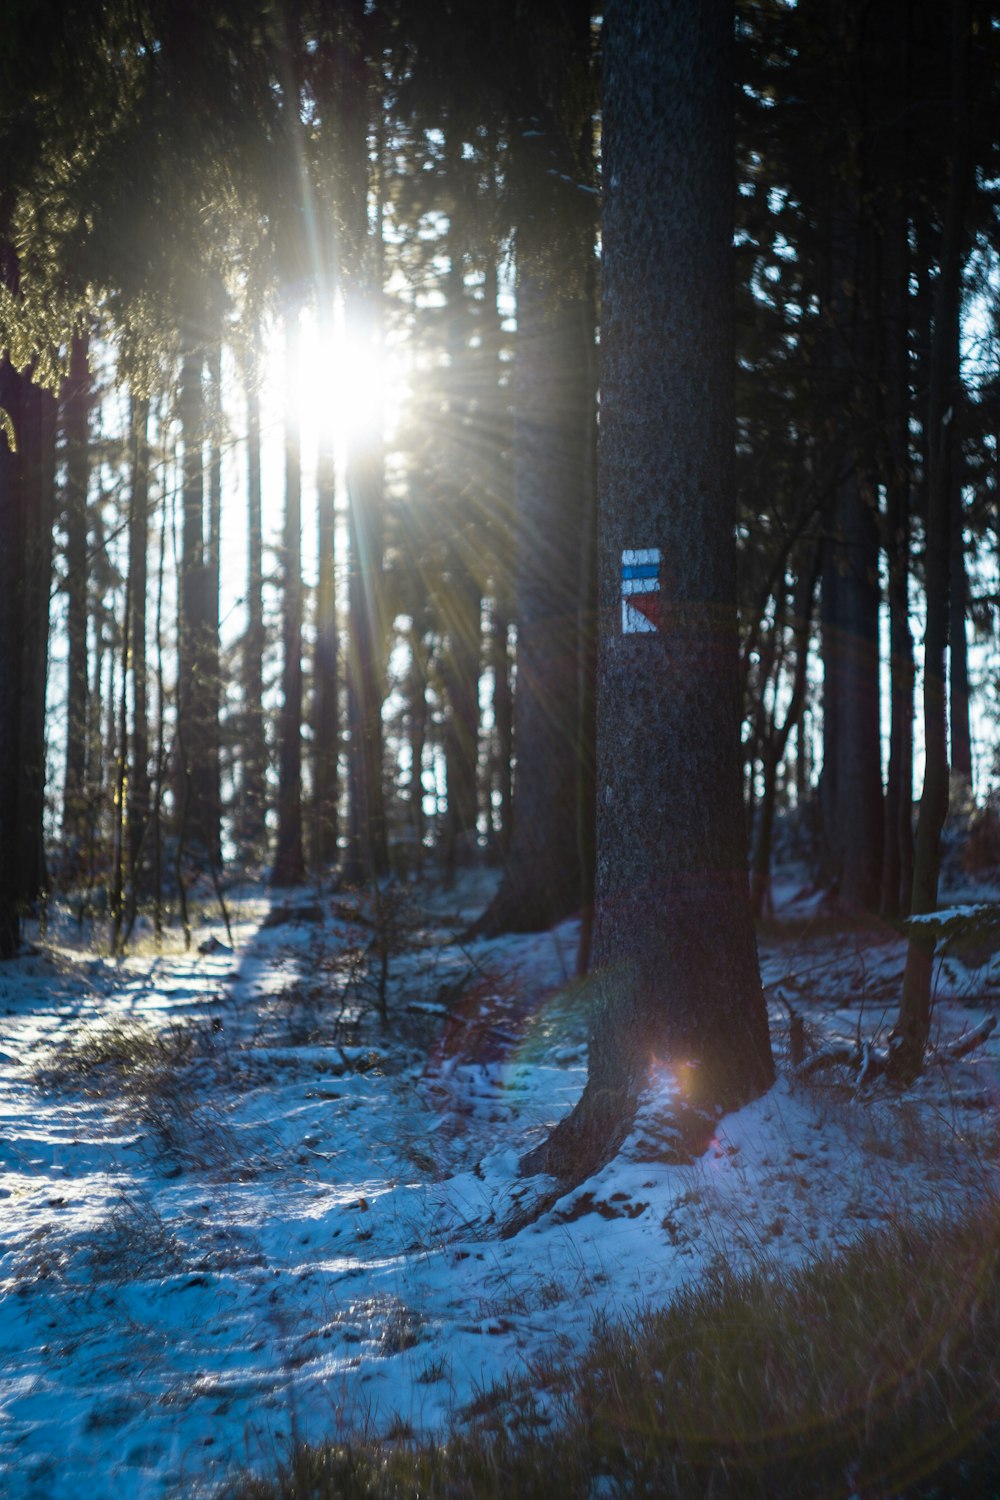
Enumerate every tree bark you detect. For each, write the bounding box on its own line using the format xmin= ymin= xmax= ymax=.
xmin=240 ymin=333 xmax=267 ymax=856
xmin=272 ymin=305 xmax=306 ymax=886
xmin=312 ymin=305 xmax=340 ymax=872
xmin=17 ymin=377 xmax=56 ymax=904
xmin=525 ymin=0 xmax=774 ymax=1183
xmin=751 ymin=549 xmax=820 ymax=918
xmin=949 ymin=480 xmax=972 ymax=785
xmin=341 ymin=0 xmax=388 ymax=886
xmin=206 ymin=341 xmax=223 ymax=855
xmin=61 ymin=331 xmax=91 ymax=879
xmin=177 ymin=347 xmax=218 ymax=864
xmin=893 ymin=0 xmax=971 ymax=1081
xmin=0 ymin=336 xmax=26 ymax=956
xmin=816 ymin=3 xmax=884 ymax=913
xmin=127 ymin=395 xmax=151 ymax=890
xmin=878 ymin=25 xmax=915 ymax=919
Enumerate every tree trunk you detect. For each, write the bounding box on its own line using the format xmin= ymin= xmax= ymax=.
xmin=751 ymin=550 xmax=820 ymax=918
xmin=272 ymin=305 xmax=306 ymax=886
xmin=17 ymin=377 xmax=56 ymax=904
xmin=312 ymin=305 xmax=339 ymax=872
xmin=949 ymin=481 xmax=972 ymax=786
xmin=816 ymin=3 xmax=884 ymax=913
xmin=241 ymin=333 xmax=267 ymax=856
xmin=471 ymin=268 xmax=593 ymax=936
xmin=525 ymin=0 xmax=774 ymax=1183
xmin=127 ymin=395 xmax=151 ymax=890
xmin=177 ymin=348 xmax=217 ymax=864
xmin=0 ymin=335 xmax=26 ymax=956
xmin=441 ymin=557 xmax=481 ymax=878
xmin=410 ymin=631 xmax=428 ymax=857
xmin=490 ymin=595 xmax=514 ymax=858
xmin=61 ymin=331 xmax=91 ymax=879
xmin=439 ymin=157 xmax=482 ymax=879
xmin=341 ymin=0 xmax=388 ymax=886
xmin=875 ymin=0 xmax=915 ymax=921
xmin=206 ymin=341 xmax=223 ymax=855
xmin=893 ymin=0 xmax=971 ymax=1081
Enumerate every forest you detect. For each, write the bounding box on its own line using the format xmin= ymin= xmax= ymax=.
xmin=2 ymin=0 xmax=1000 ymax=1496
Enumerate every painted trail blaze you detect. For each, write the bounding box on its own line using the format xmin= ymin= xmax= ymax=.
xmin=621 ymin=548 xmax=661 ymax=633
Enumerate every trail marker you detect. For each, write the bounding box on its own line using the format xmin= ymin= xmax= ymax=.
xmin=621 ymin=548 xmax=661 ymax=633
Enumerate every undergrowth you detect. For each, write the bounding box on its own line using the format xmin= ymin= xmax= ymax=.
xmin=223 ymin=1205 xmax=1000 ymax=1499
xmin=31 ymin=1016 xmax=201 ymax=1098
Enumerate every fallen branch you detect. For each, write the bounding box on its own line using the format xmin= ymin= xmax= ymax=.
xmin=932 ymin=1014 xmax=998 ymax=1063
xmin=796 ymin=1041 xmax=861 ymax=1077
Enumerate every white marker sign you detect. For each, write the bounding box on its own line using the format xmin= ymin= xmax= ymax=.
xmin=621 ymin=548 xmax=661 ymax=633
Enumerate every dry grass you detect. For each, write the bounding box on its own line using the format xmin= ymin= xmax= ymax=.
xmin=222 ymin=1204 xmax=1000 ymax=1499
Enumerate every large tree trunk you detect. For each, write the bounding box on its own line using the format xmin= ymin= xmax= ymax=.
xmin=525 ymin=0 xmax=774 ymax=1184
xmin=272 ymin=306 xmax=306 ymax=886
xmin=893 ymin=0 xmax=971 ymax=1081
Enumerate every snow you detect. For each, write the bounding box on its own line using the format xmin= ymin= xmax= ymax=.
xmin=1 ymin=869 xmax=999 ymax=1498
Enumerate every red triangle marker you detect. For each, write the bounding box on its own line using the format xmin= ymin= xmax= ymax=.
xmin=630 ymin=592 xmax=661 ymax=630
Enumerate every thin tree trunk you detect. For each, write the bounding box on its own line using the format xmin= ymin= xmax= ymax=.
xmin=127 ymin=395 xmax=151 ymax=889
xmin=17 ymin=378 xmax=56 ymax=904
xmin=272 ymin=305 xmax=306 ymax=886
xmin=313 ymin=305 xmax=339 ymax=872
xmin=949 ymin=480 xmax=972 ymax=786
xmin=878 ymin=0 xmax=915 ymax=921
xmin=341 ymin=0 xmax=388 ymax=886
xmin=894 ymin=0 xmax=971 ymax=1080
xmin=241 ymin=333 xmax=267 ymax=855
xmin=206 ymin=341 xmax=223 ymax=858
xmin=576 ymin=256 xmax=600 ymax=976
xmin=751 ymin=550 xmax=820 ymax=918
xmin=62 ymin=332 xmax=91 ymax=879
xmin=0 ymin=328 xmax=26 ymax=956
xmin=440 ymin=149 xmax=482 ymax=880
xmin=407 ymin=626 xmax=430 ymax=870
xmin=177 ymin=347 xmax=216 ymax=863
xmin=491 ymin=596 xmax=513 ymax=858
xmin=471 ymin=273 xmax=594 ymax=935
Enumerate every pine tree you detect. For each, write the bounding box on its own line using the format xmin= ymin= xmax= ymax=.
xmin=526 ymin=0 xmax=774 ymax=1182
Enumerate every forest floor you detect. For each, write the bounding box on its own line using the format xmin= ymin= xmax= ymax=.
xmin=1 ymin=860 xmax=1000 ymax=1499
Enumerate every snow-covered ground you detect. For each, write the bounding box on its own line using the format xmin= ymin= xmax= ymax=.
xmin=1 ymin=866 xmax=999 ymax=1499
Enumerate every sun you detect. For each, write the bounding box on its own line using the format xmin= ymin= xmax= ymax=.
xmin=291 ymin=302 xmax=387 ymax=455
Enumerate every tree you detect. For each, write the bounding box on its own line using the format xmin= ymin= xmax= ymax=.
xmin=892 ymin=0 xmax=974 ymax=1081
xmin=272 ymin=303 xmax=307 ymax=887
xmin=61 ymin=331 xmax=92 ymax=878
xmin=239 ymin=332 xmax=268 ymax=857
xmin=0 ymin=270 xmax=26 ymax=956
xmin=525 ymin=0 xmax=774 ymax=1183
xmin=471 ymin=0 xmax=598 ymax=937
